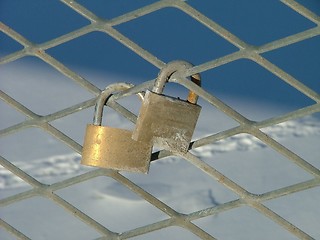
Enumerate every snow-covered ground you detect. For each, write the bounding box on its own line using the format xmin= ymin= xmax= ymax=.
xmin=1 ymin=61 xmax=320 ymax=239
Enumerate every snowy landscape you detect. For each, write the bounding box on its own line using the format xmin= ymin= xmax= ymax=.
xmin=1 ymin=61 xmax=320 ymax=240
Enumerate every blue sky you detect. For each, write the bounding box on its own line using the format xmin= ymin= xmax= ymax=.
xmin=1 ymin=0 xmax=319 ymax=112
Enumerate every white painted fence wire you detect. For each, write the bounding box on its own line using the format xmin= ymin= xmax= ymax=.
xmin=1 ymin=0 xmax=320 ymax=239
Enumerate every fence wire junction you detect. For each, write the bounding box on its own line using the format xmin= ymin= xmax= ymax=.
xmin=1 ymin=0 xmax=320 ymax=239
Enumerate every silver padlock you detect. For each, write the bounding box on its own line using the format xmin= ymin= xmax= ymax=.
xmin=81 ymin=83 xmax=152 ymax=173
xmin=132 ymin=60 xmax=201 ymax=153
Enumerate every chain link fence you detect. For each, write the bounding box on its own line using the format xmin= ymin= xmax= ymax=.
xmin=1 ymin=0 xmax=320 ymax=239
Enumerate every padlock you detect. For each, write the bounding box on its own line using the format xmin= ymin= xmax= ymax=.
xmin=81 ymin=83 xmax=152 ymax=173
xmin=132 ymin=60 xmax=201 ymax=153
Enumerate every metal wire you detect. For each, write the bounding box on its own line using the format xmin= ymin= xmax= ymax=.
xmin=1 ymin=0 xmax=320 ymax=239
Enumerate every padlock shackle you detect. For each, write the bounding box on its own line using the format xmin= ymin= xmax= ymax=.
xmin=93 ymin=82 xmax=143 ymax=126
xmin=153 ymin=60 xmax=201 ymax=104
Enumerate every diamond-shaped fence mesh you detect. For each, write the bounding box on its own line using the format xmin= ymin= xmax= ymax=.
xmin=1 ymin=0 xmax=320 ymax=239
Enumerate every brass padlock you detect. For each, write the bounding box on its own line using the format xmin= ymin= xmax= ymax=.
xmin=81 ymin=83 xmax=152 ymax=173
xmin=132 ymin=60 xmax=201 ymax=153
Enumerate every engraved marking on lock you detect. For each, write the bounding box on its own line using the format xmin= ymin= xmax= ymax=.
xmin=81 ymin=82 xmax=152 ymax=173
xmin=132 ymin=60 xmax=202 ymax=153
xmin=95 ymin=133 xmax=102 ymax=144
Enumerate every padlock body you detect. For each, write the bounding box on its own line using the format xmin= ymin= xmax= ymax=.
xmin=81 ymin=124 xmax=152 ymax=173
xmin=132 ymin=90 xmax=201 ymax=153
